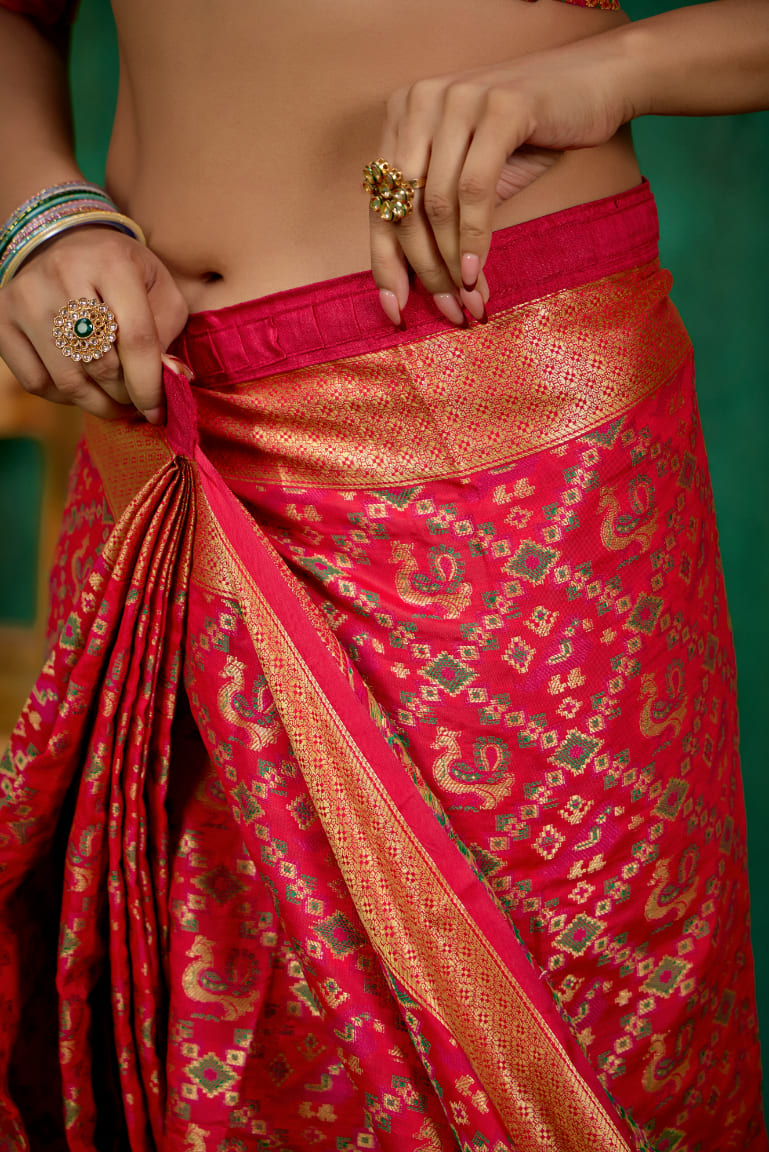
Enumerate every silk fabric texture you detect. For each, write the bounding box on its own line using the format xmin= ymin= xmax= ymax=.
xmin=1 ymin=183 xmax=765 ymax=1151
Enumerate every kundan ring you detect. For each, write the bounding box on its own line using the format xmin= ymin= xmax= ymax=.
xmin=53 ymin=297 xmax=118 ymax=363
xmin=363 ymin=159 xmax=427 ymax=222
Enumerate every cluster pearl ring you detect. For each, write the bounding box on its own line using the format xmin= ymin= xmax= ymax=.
xmin=363 ymin=159 xmax=427 ymax=222
xmin=53 ymin=298 xmax=118 ymax=363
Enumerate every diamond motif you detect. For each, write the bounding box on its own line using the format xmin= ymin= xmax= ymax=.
xmin=502 ymin=636 xmax=535 ymax=674
xmin=642 ymin=956 xmax=689 ymax=998
xmin=421 ymin=652 xmax=476 ymax=697
xmin=555 ymin=913 xmax=604 ymax=956
xmin=654 ymin=777 xmax=689 ymax=821
xmin=191 ymin=865 xmax=246 ymax=904
xmin=186 ymin=1053 xmax=237 ymax=1097
xmin=533 ymin=824 xmax=564 ymax=861
xmin=313 ymin=911 xmax=366 ymax=957
xmin=505 ymin=540 xmax=559 ymax=585
xmin=625 ymin=592 xmax=663 ymax=635
xmin=550 ymin=730 xmax=600 ymax=775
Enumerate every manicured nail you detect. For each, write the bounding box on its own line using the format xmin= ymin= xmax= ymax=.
xmin=144 ymin=406 xmax=166 ymax=426
xmin=461 ymin=252 xmax=480 ymax=292
xmin=162 ymin=354 xmax=194 ymax=380
xmin=379 ymin=289 xmax=403 ymax=328
xmin=460 ymin=288 xmax=488 ymax=323
xmin=434 ymin=294 xmax=467 ymax=326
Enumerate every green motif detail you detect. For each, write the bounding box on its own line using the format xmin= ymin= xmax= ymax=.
xmin=376 ymin=487 xmax=421 ymax=509
xmin=73 ymin=315 xmax=94 ymax=338
xmin=506 ymin=540 xmax=559 ymax=585
xmin=551 ymin=730 xmax=600 ymax=775
xmin=555 ymin=913 xmax=604 ymax=956
xmin=655 ymin=1128 xmax=686 ymax=1152
xmin=314 ymin=911 xmax=366 ymax=957
xmin=297 ymin=555 xmax=345 ymax=584
xmin=191 ymin=864 xmax=246 ymax=904
xmin=422 ymin=652 xmax=476 ymax=696
xmin=186 ymin=1053 xmax=236 ymax=1096
xmin=642 ymin=956 xmax=689 ymax=998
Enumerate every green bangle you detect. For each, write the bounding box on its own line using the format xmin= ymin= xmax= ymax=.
xmin=0 ymin=210 xmax=146 ymax=287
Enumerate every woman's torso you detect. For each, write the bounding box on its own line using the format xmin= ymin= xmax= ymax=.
xmin=106 ymin=0 xmax=642 ymax=312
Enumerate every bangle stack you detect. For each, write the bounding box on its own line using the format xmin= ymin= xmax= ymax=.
xmin=0 ymin=180 xmax=146 ymax=287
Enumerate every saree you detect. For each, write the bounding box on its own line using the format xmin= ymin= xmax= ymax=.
xmin=0 ymin=181 xmax=765 ymax=1151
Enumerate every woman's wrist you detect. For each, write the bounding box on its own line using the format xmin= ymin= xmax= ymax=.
xmin=0 ymin=180 xmax=146 ymax=286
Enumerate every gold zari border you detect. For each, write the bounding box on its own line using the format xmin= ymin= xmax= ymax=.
xmin=84 ymin=416 xmax=173 ymax=520
xmin=199 ymin=262 xmax=691 ymax=490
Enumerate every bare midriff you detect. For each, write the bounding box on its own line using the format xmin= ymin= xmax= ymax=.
xmin=106 ymin=0 xmax=642 ymax=313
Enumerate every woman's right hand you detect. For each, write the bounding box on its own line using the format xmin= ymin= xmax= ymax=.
xmin=0 ymin=224 xmax=189 ymax=424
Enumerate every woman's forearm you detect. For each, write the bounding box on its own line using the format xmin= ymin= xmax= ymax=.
xmin=611 ymin=0 xmax=769 ymax=119
xmin=0 ymin=10 xmax=83 ymax=220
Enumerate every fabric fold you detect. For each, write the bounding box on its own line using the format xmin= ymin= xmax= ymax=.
xmin=2 ymin=449 xmax=195 ymax=1150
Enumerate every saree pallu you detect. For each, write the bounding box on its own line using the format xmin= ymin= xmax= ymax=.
xmin=0 ymin=182 xmax=765 ymax=1152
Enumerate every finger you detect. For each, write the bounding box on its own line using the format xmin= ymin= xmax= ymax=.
xmin=98 ymin=266 xmax=164 ymax=423
xmin=81 ymin=344 xmax=132 ymax=406
xmin=369 ymin=93 xmax=412 ymax=323
xmin=459 ymin=111 xmax=560 ymax=290
xmin=42 ymin=288 xmax=132 ymax=409
xmin=2 ymin=324 xmax=132 ymax=419
xmin=460 ymin=269 xmax=490 ymax=324
xmin=496 ymin=144 xmax=563 ymax=201
xmin=422 ymin=82 xmax=483 ymax=290
xmin=391 ymin=90 xmax=461 ymax=306
xmin=369 ymin=220 xmax=410 ymax=327
xmin=372 ymin=82 xmax=465 ymax=324
xmin=457 ymin=129 xmax=512 ymax=295
xmin=454 ymin=88 xmax=537 ymax=291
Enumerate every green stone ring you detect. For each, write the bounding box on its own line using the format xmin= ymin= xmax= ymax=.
xmin=363 ymin=158 xmax=426 ymax=223
xmin=53 ymin=297 xmax=118 ymax=364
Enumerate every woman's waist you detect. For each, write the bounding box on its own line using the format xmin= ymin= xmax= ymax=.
xmin=171 ymin=177 xmax=660 ymax=383
xmin=110 ymin=133 xmax=641 ymax=315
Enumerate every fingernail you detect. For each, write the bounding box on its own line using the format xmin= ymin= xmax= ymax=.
xmin=162 ymin=354 xmax=194 ymax=380
xmin=461 ymin=253 xmax=480 ymax=292
xmin=144 ymin=406 xmax=166 ymax=426
xmin=460 ymin=288 xmax=488 ymax=323
xmin=379 ymin=289 xmax=403 ymax=328
xmin=434 ymin=294 xmax=467 ymax=326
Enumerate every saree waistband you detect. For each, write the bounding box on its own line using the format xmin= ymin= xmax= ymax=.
xmin=89 ymin=180 xmax=691 ymax=508
xmin=172 ymin=180 xmax=662 ymax=386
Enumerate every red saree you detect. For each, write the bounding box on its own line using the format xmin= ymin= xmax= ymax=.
xmin=1 ymin=182 xmax=765 ymax=1151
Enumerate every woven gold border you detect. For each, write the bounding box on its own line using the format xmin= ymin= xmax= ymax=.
xmin=198 ymin=262 xmax=691 ymax=491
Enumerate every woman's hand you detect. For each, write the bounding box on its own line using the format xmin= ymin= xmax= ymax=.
xmin=0 ymin=224 xmax=189 ymax=423
xmin=371 ymin=35 xmax=630 ymax=325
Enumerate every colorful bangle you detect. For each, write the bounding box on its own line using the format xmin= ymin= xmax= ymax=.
xmin=2 ymin=198 xmax=120 ymax=255
xmin=0 ymin=181 xmax=114 ymax=249
xmin=0 ymin=181 xmax=145 ymax=287
xmin=0 ymin=209 xmax=146 ymax=287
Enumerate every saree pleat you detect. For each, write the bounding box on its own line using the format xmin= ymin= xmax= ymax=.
xmin=1 ymin=182 xmax=765 ymax=1151
xmin=2 ymin=457 xmax=194 ymax=1149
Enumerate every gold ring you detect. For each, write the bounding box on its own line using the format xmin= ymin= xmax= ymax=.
xmin=363 ymin=159 xmax=426 ymax=222
xmin=52 ymin=298 xmax=118 ymax=363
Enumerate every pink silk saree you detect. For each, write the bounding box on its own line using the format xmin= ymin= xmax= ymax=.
xmin=0 ymin=182 xmax=765 ymax=1151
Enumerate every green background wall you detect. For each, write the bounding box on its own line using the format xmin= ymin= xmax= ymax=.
xmin=67 ymin=0 xmax=769 ymax=1115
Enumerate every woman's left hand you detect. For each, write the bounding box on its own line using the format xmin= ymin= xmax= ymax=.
xmin=370 ymin=37 xmax=631 ymax=325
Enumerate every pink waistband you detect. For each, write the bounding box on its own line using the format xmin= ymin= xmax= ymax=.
xmin=172 ymin=180 xmax=658 ymax=387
